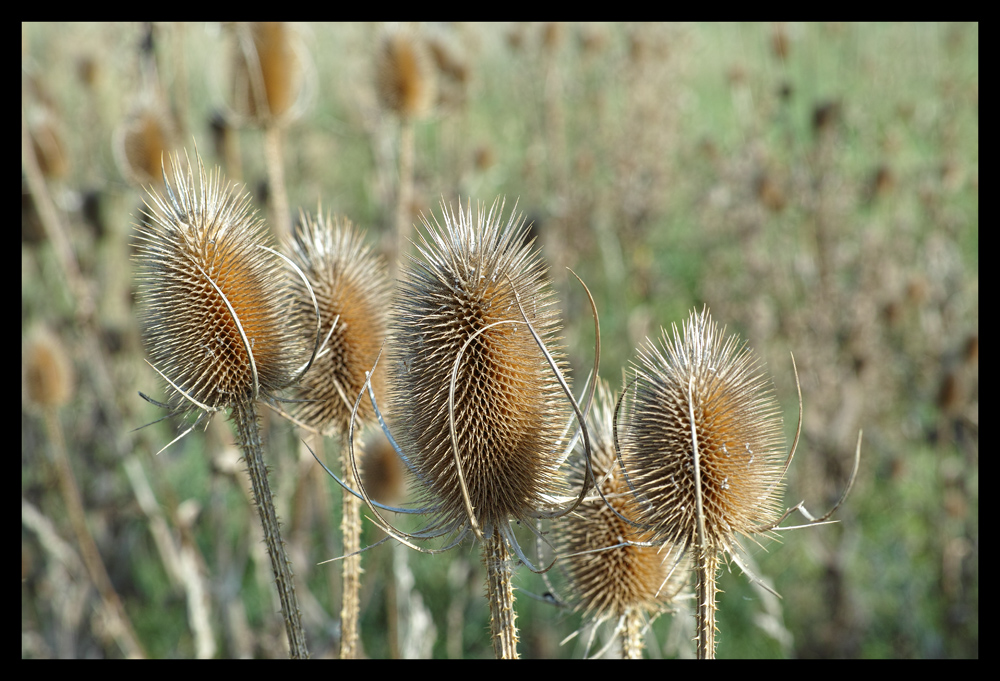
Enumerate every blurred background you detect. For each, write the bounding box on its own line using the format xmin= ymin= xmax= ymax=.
xmin=22 ymin=22 xmax=977 ymax=658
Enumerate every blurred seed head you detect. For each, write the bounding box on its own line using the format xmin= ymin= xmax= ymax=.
xmin=23 ymin=325 xmax=74 ymax=410
xmin=133 ymin=152 xmax=308 ymax=412
xmin=619 ymin=308 xmax=786 ymax=554
xmin=388 ymin=199 xmax=570 ymax=539
xmin=375 ymin=27 xmax=437 ymax=121
xmin=286 ymin=211 xmax=390 ymax=437
xmin=114 ymin=104 xmax=178 ymax=188
xmin=556 ymin=379 xmax=688 ymax=624
xmin=228 ymin=22 xmax=307 ymax=127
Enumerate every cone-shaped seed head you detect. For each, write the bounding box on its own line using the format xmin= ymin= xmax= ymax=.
xmin=133 ymin=153 xmax=307 ymax=411
xmin=389 ymin=199 xmax=569 ymax=539
xmin=620 ymin=308 xmax=785 ymax=553
xmin=375 ymin=29 xmax=436 ymax=121
xmin=558 ymin=379 xmax=687 ymax=623
xmin=23 ymin=325 xmax=74 ymax=409
xmin=230 ymin=22 xmax=304 ymax=126
xmin=286 ymin=211 xmax=390 ymax=437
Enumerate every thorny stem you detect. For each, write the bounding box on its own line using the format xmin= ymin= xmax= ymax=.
xmin=695 ymin=545 xmax=720 ymax=659
xmin=622 ymin=607 xmax=643 ymax=659
xmin=340 ymin=434 xmax=362 ymax=659
xmin=233 ymin=400 xmax=309 ymax=659
xmin=484 ymin=529 xmax=518 ymax=659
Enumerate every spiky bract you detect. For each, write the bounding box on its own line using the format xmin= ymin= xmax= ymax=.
xmin=388 ymin=199 xmax=570 ymax=541
xmin=133 ymin=153 xmax=306 ymax=412
xmin=558 ymin=379 xmax=687 ymax=624
xmin=286 ymin=211 xmax=390 ymax=437
xmin=619 ymin=308 xmax=786 ymax=554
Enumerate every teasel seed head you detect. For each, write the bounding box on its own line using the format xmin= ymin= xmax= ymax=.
xmin=557 ymin=378 xmax=688 ymax=626
xmin=619 ymin=307 xmax=786 ymax=556
xmin=114 ymin=103 xmax=178 ymax=188
xmin=23 ymin=324 xmax=74 ymax=410
xmin=375 ymin=27 xmax=437 ymax=122
xmin=286 ymin=210 xmax=390 ymax=437
xmin=388 ymin=198 xmax=571 ymax=541
xmin=229 ymin=22 xmax=307 ymax=128
xmin=133 ymin=151 xmax=308 ymax=413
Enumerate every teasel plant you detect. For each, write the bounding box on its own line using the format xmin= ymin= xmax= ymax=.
xmin=549 ymin=377 xmax=689 ymax=659
xmin=274 ymin=210 xmax=390 ymax=658
xmin=374 ymin=24 xmax=437 ymax=273
xmin=23 ymin=325 xmax=147 ymax=658
xmin=224 ymin=22 xmax=313 ymax=240
xmin=614 ymin=307 xmax=861 ymax=658
xmin=313 ymin=198 xmax=601 ymax=658
xmin=132 ymin=150 xmax=322 ymax=658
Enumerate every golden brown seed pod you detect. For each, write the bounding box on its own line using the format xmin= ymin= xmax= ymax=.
xmin=114 ymin=104 xmax=177 ymax=188
xmin=23 ymin=325 xmax=74 ymax=409
xmin=557 ymin=378 xmax=688 ymax=627
xmin=375 ymin=27 xmax=437 ymax=121
xmin=229 ymin=22 xmax=306 ymax=127
xmin=133 ymin=152 xmax=307 ymax=412
xmin=619 ymin=307 xmax=786 ymax=555
xmin=388 ymin=198 xmax=570 ymax=540
xmin=286 ymin=211 xmax=390 ymax=437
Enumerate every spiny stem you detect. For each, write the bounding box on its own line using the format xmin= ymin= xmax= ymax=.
xmin=340 ymin=434 xmax=362 ymax=659
xmin=622 ymin=607 xmax=643 ymax=659
xmin=233 ymin=399 xmax=309 ymax=659
xmin=484 ymin=529 xmax=518 ymax=659
xmin=695 ymin=546 xmax=719 ymax=659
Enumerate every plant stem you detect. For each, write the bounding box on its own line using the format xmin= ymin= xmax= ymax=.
xmin=339 ymin=435 xmax=362 ymax=658
xmin=233 ymin=399 xmax=309 ymax=658
xmin=695 ymin=545 xmax=719 ymax=659
xmin=264 ymin=124 xmax=291 ymax=240
xmin=622 ymin=607 xmax=643 ymax=659
xmin=484 ymin=528 xmax=518 ymax=659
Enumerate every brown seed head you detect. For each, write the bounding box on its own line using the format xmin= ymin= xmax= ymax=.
xmin=24 ymin=325 xmax=74 ymax=409
xmin=115 ymin=104 xmax=177 ymax=188
xmin=230 ymin=22 xmax=305 ymax=127
xmin=619 ymin=308 xmax=786 ymax=554
xmin=133 ymin=152 xmax=307 ymax=412
xmin=375 ymin=28 xmax=437 ymax=121
xmin=286 ymin=211 xmax=390 ymax=437
xmin=388 ymin=199 xmax=570 ymax=539
xmin=557 ymin=379 xmax=687 ymax=623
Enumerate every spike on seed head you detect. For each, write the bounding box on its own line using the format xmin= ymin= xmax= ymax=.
xmin=286 ymin=210 xmax=390 ymax=437
xmin=133 ymin=151 xmax=308 ymax=413
xmin=388 ymin=198 xmax=571 ymax=541
xmin=557 ymin=379 xmax=688 ymax=624
xmin=619 ymin=307 xmax=786 ymax=555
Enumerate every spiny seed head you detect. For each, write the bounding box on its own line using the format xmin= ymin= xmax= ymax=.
xmin=133 ymin=152 xmax=308 ymax=412
xmin=286 ymin=210 xmax=390 ymax=437
xmin=558 ymin=379 xmax=687 ymax=623
xmin=375 ymin=27 xmax=437 ymax=121
xmin=619 ymin=307 xmax=786 ymax=554
xmin=389 ymin=198 xmax=570 ymax=539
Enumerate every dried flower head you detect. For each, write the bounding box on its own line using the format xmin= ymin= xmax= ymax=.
xmin=375 ymin=28 xmax=437 ymax=121
xmin=229 ymin=22 xmax=306 ymax=127
xmin=557 ymin=379 xmax=688 ymax=628
xmin=387 ymin=198 xmax=571 ymax=543
xmin=23 ymin=325 xmax=74 ymax=409
xmin=620 ymin=307 xmax=785 ymax=555
xmin=286 ymin=211 xmax=390 ymax=437
xmin=133 ymin=151 xmax=308 ymax=414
